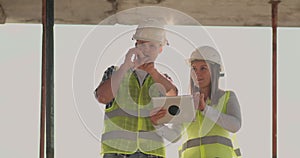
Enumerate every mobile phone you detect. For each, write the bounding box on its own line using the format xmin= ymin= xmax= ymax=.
xmin=131 ymin=54 xmax=136 ymax=62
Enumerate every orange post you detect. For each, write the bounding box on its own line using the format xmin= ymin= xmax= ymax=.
xmin=269 ymin=0 xmax=280 ymax=158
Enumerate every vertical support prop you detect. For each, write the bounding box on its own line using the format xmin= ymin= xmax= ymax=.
xmin=0 ymin=4 xmax=6 ymax=24
xmin=40 ymin=0 xmax=54 ymax=158
xmin=269 ymin=0 xmax=280 ymax=158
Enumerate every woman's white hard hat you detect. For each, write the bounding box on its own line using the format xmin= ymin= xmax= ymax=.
xmin=187 ymin=46 xmax=224 ymax=72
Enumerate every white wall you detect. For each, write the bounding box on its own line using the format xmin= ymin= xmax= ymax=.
xmin=1 ymin=24 xmax=299 ymax=158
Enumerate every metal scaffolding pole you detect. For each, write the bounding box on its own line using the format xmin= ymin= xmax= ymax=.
xmin=0 ymin=4 xmax=6 ymax=24
xmin=269 ymin=0 xmax=280 ymax=158
xmin=39 ymin=0 xmax=54 ymax=158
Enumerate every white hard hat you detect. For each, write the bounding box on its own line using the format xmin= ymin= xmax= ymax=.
xmin=132 ymin=18 xmax=168 ymax=46
xmin=187 ymin=46 xmax=224 ymax=71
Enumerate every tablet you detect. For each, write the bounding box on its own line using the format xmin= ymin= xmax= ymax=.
xmin=151 ymin=95 xmax=196 ymax=124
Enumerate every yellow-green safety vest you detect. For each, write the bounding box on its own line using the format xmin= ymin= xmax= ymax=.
xmin=179 ymin=91 xmax=241 ymax=158
xmin=101 ymin=71 xmax=165 ymax=157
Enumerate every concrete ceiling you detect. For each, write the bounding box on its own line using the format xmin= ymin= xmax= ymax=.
xmin=0 ymin=0 xmax=299 ymax=26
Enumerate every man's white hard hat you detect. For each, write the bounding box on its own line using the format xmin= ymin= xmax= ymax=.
xmin=187 ymin=46 xmax=224 ymax=71
xmin=132 ymin=18 xmax=168 ymax=46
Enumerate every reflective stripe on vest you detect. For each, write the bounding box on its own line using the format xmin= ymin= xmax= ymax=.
xmin=179 ymin=145 xmax=241 ymax=158
xmin=234 ymin=148 xmax=241 ymax=157
xmin=181 ymin=135 xmax=233 ymax=152
xmin=104 ymin=107 xmax=151 ymax=119
xmin=102 ymin=130 xmax=164 ymax=143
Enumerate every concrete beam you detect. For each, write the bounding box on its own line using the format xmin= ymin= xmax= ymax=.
xmin=0 ymin=0 xmax=299 ymax=27
xmin=0 ymin=4 xmax=6 ymax=24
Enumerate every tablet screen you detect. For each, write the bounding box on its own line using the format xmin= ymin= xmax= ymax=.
xmin=151 ymin=95 xmax=196 ymax=124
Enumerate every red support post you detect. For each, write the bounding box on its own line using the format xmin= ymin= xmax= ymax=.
xmin=269 ymin=0 xmax=280 ymax=158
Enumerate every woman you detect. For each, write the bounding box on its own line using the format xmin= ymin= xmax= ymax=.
xmin=179 ymin=46 xmax=242 ymax=158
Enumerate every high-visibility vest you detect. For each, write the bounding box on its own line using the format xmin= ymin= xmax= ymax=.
xmin=101 ymin=71 xmax=165 ymax=157
xmin=179 ymin=91 xmax=242 ymax=158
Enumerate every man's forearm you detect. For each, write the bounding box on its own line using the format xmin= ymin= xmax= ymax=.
xmin=148 ymin=69 xmax=178 ymax=96
xmin=96 ymin=64 xmax=130 ymax=104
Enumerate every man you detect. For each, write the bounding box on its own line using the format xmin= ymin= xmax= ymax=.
xmin=94 ymin=19 xmax=180 ymax=158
